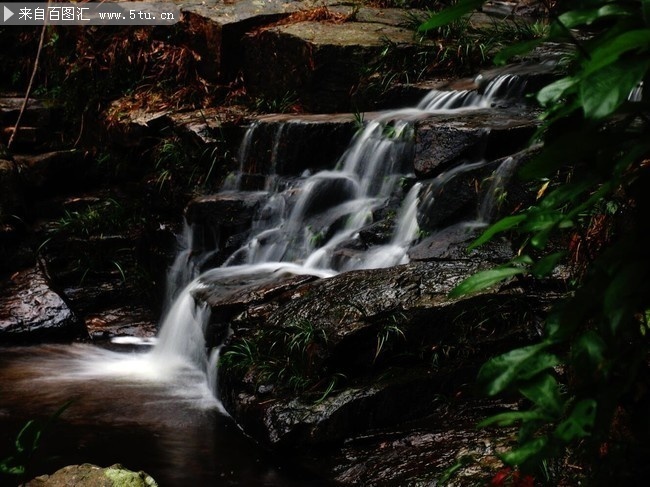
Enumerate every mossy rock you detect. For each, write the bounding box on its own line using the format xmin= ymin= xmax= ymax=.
xmin=26 ymin=463 xmax=158 ymax=487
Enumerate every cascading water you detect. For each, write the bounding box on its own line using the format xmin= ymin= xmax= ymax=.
xmin=0 ymin=72 xmax=533 ymax=486
xmin=151 ymin=74 xmax=529 ymax=373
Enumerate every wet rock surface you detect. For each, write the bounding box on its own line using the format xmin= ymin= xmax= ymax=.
xmin=0 ymin=267 xmax=84 ymax=343
xmin=210 ymin=260 xmax=556 ymax=454
xmin=413 ymin=109 xmax=539 ymax=179
xmin=0 ymin=2 xmax=568 ymax=484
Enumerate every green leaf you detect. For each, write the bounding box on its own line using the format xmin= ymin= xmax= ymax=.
xmin=448 ymin=266 xmax=526 ymax=298
xmin=531 ymin=252 xmax=565 ymax=277
xmin=501 ymin=436 xmax=549 ymax=466
xmin=468 ymin=214 xmax=527 ymax=250
xmin=558 ymin=4 xmax=634 ymax=29
xmin=519 ymin=130 xmax=596 ymax=180
xmin=581 ymin=60 xmax=650 ymax=119
xmin=582 ymin=29 xmax=650 ymax=78
xmin=478 ymin=409 xmax=549 ymax=428
xmin=478 ymin=342 xmax=558 ymax=395
xmin=571 ymin=331 xmax=606 ymax=373
xmin=537 ymin=77 xmax=579 ymax=106
xmin=418 ymin=0 xmax=484 ymax=32
xmin=555 ymin=399 xmax=597 ymax=442
xmin=603 ymin=263 xmax=646 ymax=334
xmin=0 ymin=457 xmax=25 ymax=476
xmin=519 ymin=374 xmax=563 ymax=416
xmin=15 ymin=420 xmax=40 ymax=454
xmin=494 ymin=39 xmax=545 ymax=65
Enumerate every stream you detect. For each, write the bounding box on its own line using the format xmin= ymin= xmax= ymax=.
xmin=0 ymin=74 xmax=530 ymax=485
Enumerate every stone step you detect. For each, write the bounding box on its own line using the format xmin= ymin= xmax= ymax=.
xmin=0 ymin=96 xmax=61 ymax=128
xmin=180 ymin=0 xmax=343 ymax=81
xmin=13 ymin=150 xmax=90 ymax=195
xmin=242 ymin=14 xmax=430 ymax=112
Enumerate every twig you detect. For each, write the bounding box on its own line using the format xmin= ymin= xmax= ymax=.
xmin=8 ymin=2 xmax=50 ymax=150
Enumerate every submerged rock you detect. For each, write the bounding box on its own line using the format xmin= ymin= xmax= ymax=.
xmin=26 ymin=463 xmax=158 ymax=487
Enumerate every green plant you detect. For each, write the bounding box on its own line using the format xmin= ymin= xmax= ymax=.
xmin=220 ymin=320 xmax=336 ymax=400
xmin=1 ymin=402 xmax=72 ymax=484
xmin=253 ymin=91 xmax=299 ymax=113
xmin=55 ymin=198 xmax=135 ymax=238
xmin=375 ymin=320 xmax=406 ymax=362
xmin=423 ymin=0 xmax=650 ymax=483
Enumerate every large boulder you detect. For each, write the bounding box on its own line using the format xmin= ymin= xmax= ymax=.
xmin=26 ymin=463 xmax=158 ymax=487
xmin=211 ymin=260 xmax=556 ymax=448
xmin=0 ymin=267 xmax=84 ymax=343
xmin=242 ymin=13 xmax=431 ymax=112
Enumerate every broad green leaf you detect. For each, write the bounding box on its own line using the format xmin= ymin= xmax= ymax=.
xmin=478 ymin=342 xmax=558 ymax=395
xmin=478 ymin=409 xmax=549 ymax=428
xmin=520 ymin=210 xmax=563 ymax=233
xmin=448 ymin=266 xmax=525 ymax=298
xmin=538 ymin=180 xmax=595 ymax=210
xmin=494 ymin=39 xmax=545 ymax=66
xmin=582 ymin=29 xmax=650 ymax=78
xmin=501 ymin=436 xmax=549 ymax=465
xmin=555 ymin=399 xmax=597 ymax=442
xmin=531 ymin=252 xmax=565 ymax=277
xmin=537 ymin=77 xmax=579 ymax=106
xmin=519 ymin=374 xmax=563 ymax=416
xmin=519 ymin=130 xmax=596 ymax=180
xmin=558 ymin=5 xmax=634 ymax=29
xmin=571 ymin=331 xmax=606 ymax=372
xmin=603 ymin=263 xmax=646 ymax=334
xmin=581 ymin=60 xmax=650 ymax=119
xmin=468 ymin=214 xmax=527 ymax=250
xmin=418 ymin=0 xmax=484 ymax=32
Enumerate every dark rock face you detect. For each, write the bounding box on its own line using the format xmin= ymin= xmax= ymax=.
xmin=13 ymin=150 xmax=89 ymax=195
xmin=210 ymin=260 xmax=553 ymax=449
xmin=0 ymin=157 xmax=22 ymax=221
xmin=413 ymin=110 xmax=539 ymax=179
xmin=184 ymin=191 xmax=268 ymax=250
xmin=0 ymin=267 xmax=84 ymax=343
xmin=245 ymin=114 xmax=358 ymax=176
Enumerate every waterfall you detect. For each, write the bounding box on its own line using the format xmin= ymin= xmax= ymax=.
xmin=147 ymin=73 xmax=528 ymax=403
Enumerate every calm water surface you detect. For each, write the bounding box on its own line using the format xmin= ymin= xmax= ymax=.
xmin=0 ymin=344 xmax=328 ymax=486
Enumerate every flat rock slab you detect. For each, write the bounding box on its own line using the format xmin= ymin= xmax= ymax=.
xmin=0 ymin=96 xmax=59 ymax=127
xmin=13 ymin=150 xmax=89 ymax=193
xmin=0 ymin=267 xmax=83 ymax=343
xmin=329 ymin=400 xmax=516 ymax=486
xmin=85 ymin=305 xmax=157 ymax=343
xmin=414 ymin=108 xmax=539 ymax=178
xmin=243 ymin=15 xmax=430 ymax=112
xmin=181 ymin=0 xmax=342 ymax=80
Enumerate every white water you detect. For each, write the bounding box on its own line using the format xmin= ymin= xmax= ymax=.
xmin=3 ymin=74 xmax=526 ymax=417
xmin=141 ymin=74 xmax=529 ymax=396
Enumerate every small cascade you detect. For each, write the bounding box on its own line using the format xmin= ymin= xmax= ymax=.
xmin=221 ymin=121 xmax=259 ymax=191
xmin=417 ymin=73 xmax=526 ymax=111
xmin=146 ymin=71 xmax=531 ymax=407
xmin=164 ymin=221 xmax=198 ymax=306
xmin=629 ymin=81 xmax=644 ymax=102
xmin=149 ymin=281 xmax=211 ymax=371
xmin=477 ymin=156 xmax=518 ymax=224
